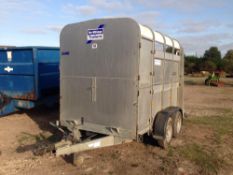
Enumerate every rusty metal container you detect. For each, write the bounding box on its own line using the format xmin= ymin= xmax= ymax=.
xmin=0 ymin=47 xmax=60 ymax=116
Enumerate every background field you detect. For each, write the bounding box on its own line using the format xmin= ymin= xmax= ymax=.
xmin=0 ymin=77 xmax=233 ymax=175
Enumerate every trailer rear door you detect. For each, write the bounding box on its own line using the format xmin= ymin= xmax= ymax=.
xmin=60 ymin=18 xmax=140 ymax=139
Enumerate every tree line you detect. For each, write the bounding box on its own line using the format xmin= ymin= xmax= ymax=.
xmin=185 ymin=47 xmax=233 ymax=75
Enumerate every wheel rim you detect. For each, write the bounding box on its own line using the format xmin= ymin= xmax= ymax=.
xmin=176 ymin=113 xmax=182 ymax=134
xmin=165 ymin=119 xmax=173 ymax=142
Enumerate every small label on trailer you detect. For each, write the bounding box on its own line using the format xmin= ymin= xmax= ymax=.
xmin=88 ymin=141 xmax=101 ymax=148
xmin=92 ymin=43 xmax=98 ymax=49
xmin=87 ymin=28 xmax=104 ymax=41
xmin=154 ymin=59 xmax=161 ymax=66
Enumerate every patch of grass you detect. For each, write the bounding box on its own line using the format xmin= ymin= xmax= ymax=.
xmin=108 ymin=171 xmax=114 ymax=175
xmin=159 ymin=156 xmax=177 ymax=175
xmin=184 ymin=76 xmax=205 ymax=85
xmin=178 ymin=144 xmax=223 ymax=175
xmin=187 ymin=114 xmax=233 ymax=143
xmin=167 ymin=146 xmax=174 ymax=157
xmin=185 ymin=80 xmax=197 ymax=85
xmin=221 ymin=108 xmax=233 ymax=114
xmin=30 ymin=156 xmax=37 ymax=160
xmin=17 ymin=132 xmax=36 ymax=145
xmin=17 ymin=132 xmax=52 ymax=145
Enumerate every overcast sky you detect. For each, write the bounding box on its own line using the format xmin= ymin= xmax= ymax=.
xmin=0 ymin=0 xmax=232 ymax=56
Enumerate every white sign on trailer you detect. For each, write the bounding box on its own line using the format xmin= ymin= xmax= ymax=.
xmin=154 ymin=59 xmax=161 ymax=66
xmin=87 ymin=28 xmax=104 ymax=41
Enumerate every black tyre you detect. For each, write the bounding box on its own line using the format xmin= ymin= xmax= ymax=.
xmin=153 ymin=112 xmax=173 ymax=149
xmin=157 ymin=117 xmax=173 ymax=148
xmin=172 ymin=111 xmax=182 ymax=138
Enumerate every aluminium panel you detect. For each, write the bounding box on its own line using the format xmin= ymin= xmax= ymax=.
xmin=138 ymin=38 xmax=153 ymax=133
xmin=152 ymin=85 xmax=162 ymax=120
xmin=60 ymin=18 xmax=140 ymax=139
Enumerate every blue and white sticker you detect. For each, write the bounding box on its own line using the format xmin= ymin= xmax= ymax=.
xmin=86 ymin=24 xmax=105 ymax=44
xmin=87 ymin=28 xmax=104 ymax=41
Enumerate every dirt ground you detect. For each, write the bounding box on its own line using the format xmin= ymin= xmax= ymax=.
xmin=0 ymin=77 xmax=233 ymax=175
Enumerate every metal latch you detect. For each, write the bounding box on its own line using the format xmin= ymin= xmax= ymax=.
xmin=91 ymin=77 xmax=97 ymax=102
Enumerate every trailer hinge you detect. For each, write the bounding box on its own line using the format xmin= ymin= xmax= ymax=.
xmin=137 ymin=91 xmax=140 ymax=97
xmin=139 ymin=42 xmax=141 ymax=48
xmin=138 ymin=75 xmax=140 ymax=81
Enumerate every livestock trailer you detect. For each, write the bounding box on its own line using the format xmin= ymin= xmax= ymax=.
xmin=0 ymin=47 xmax=60 ymax=116
xmin=56 ymin=18 xmax=184 ymax=156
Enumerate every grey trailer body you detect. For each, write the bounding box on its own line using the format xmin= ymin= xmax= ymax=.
xmin=59 ymin=18 xmax=184 ymax=150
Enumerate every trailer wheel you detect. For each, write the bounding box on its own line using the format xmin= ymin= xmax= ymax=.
xmin=153 ymin=112 xmax=173 ymax=149
xmin=172 ymin=111 xmax=182 ymax=138
xmin=157 ymin=117 xmax=173 ymax=148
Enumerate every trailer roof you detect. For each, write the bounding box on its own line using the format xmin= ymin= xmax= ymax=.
xmin=60 ymin=18 xmax=181 ymax=50
xmin=154 ymin=31 xmax=164 ymax=44
xmin=139 ymin=24 xmax=181 ymax=49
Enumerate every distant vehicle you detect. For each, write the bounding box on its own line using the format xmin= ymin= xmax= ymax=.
xmin=205 ymin=71 xmax=224 ymax=87
xmin=55 ymin=18 xmax=184 ymax=156
xmin=0 ymin=47 xmax=60 ymax=116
